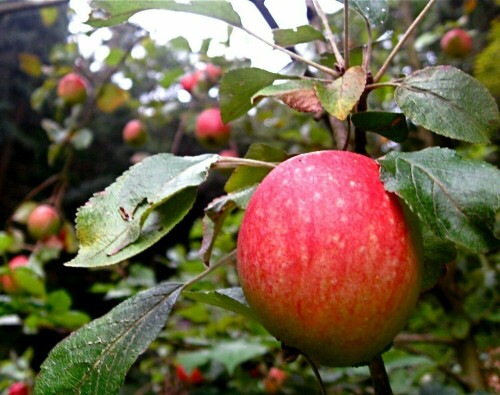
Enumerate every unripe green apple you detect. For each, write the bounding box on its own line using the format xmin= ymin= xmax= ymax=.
xmin=57 ymin=72 xmax=87 ymax=104
xmin=122 ymin=119 xmax=148 ymax=147
xmin=440 ymin=28 xmax=473 ymax=58
xmin=237 ymin=150 xmax=422 ymax=367
xmin=1 ymin=255 xmax=29 ymax=293
xmin=195 ymin=108 xmax=231 ymax=147
xmin=27 ymin=204 xmax=61 ymax=240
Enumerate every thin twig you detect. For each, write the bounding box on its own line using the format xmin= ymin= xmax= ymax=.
xmin=362 ymin=17 xmax=372 ymax=71
xmin=212 ymin=156 xmax=278 ymax=169
xmin=374 ymin=0 xmax=438 ymax=82
xmin=239 ymin=26 xmax=340 ymax=78
xmin=180 ymin=250 xmax=237 ymax=292
xmin=312 ymin=0 xmax=344 ymax=69
xmin=302 ymin=353 xmax=327 ymax=395
xmin=343 ymin=0 xmax=349 ymax=69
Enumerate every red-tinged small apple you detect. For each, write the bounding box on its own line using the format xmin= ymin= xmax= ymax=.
xmin=180 ymin=72 xmax=200 ymax=92
xmin=8 ymin=382 xmax=30 ymax=395
xmin=176 ymin=365 xmax=204 ymax=385
xmin=440 ymin=28 xmax=473 ymax=58
xmin=263 ymin=368 xmax=288 ymax=394
xmin=122 ymin=119 xmax=148 ymax=147
xmin=27 ymin=204 xmax=61 ymax=240
xmin=237 ymin=150 xmax=422 ymax=367
xmin=219 ymin=148 xmax=238 ymax=158
xmin=1 ymin=255 xmax=29 ymax=293
xmin=57 ymin=72 xmax=87 ymax=104
xmin=195 ymin=108 xmax=231 ymax=147
xmin=204 ymin=63 xmax=222 ymax=82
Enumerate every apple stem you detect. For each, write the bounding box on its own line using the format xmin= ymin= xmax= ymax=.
xmin=369 ymin=354 xmax=393 ymax=395
xmin=301 ymin=353 xmax=327 ymax=395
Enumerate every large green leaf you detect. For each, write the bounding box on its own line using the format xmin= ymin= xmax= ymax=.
xmin=184 ymin=287 xmax=258 ymax=321
xmin=34 ymin=282 xmax=182 ymax=395
xmin=89 ymin=0 xmax=242 ymax=28
xmin=379 ymin=147 xmax=500 ymax=253
xmin=336 ymin=0 xmax=388 ymax=27
xmin=395 ymin=66 xmax=499 ymax=143
xmin=219 ymin=68 xmax=293 ymax=123
xmin=272 ymin=25 xmax=324 ymax=47
xmin=66 ymin=154 xmax=219 ymax=267
xmin=421 ymin=229 xmax=456 ymax=292
xmin=315 ymin=66 xmax=367 ymax=120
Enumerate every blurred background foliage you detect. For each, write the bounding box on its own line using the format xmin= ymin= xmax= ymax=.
xmin=0 ymin=0 xmax=498 ymax=394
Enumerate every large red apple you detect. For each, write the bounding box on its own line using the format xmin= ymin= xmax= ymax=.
xmin=195 ymin=108 xmax=231 ymax=147
xmin=57 ymin=72 xmax=87 ymax=104
xmin=122 ymin=119 xmax=148 ymax=147
xmin=440 ymin=28 xmax=473 ymax=58
xmin=27 ymin=204 xmax=61 ymax=240
xmin=1 ymin=255 xmax=29 ymax=293
xmin=237 ymin=150 xmax=422 ymax=367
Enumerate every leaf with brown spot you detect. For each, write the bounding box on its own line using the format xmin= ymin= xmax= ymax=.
xmin=315 ymin=66 xmax=367 ymax=120
xmin=252 ymin=80 xmax=323 ymax=113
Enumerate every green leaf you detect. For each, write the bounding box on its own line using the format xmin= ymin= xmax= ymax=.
xmin=379 ymin=148 xmax=500 ymax=253
xmin=47 ymin=290 xmax=72 ymax=313
xmin=34 ymin=282 xmax=182 ymax=395
xmin=184 ymin=287 xmax=258 ymax=322
xmin=421 ymin=229 xmax=456 ymax=292
xmin=225 ymin=144 xmax=288 ymax=193
xmin=14 ymin=268 xmax=45 ymax=297
xmin=351 ymin=112 xmax=409 ymax=142
xmin=316 ymin=66 xmax=367 ymax=120
xmin=395 ymin=66 xmax=500 ymax=143
xmin=210 ymin=340 xmax=268 ymax=375
xmin=200 ymin=186 xmax=257 ymax=265
xmin=161 ymin=67 xmax=184 ymax=88
xmin=66 ymin=154 xmax=220 ymax=267
xmin=272 ymin=25 xmax=324 ymax=47
xmin=89 ymin=0 xmax=242 ymax=28
xmin=252 ymin=80 xmax=323 ymax=113
xmin=336 ymin=0 xmax=388 ymax=27
xmin=104 ymin=48 xmax=125 ymax=67
xmin=219 ymin=68 xmax=292 ymax=123
xmin=48 ymin=311 xmax=91 ymax=331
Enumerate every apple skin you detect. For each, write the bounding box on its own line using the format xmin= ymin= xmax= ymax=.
xmin=195 ymin=108 xmax=231 ymax=147
xmin=440 ymin=28 xmax=473 ymax=58
xmin=175 ymin=365 xmax=204 ymax=385
xmin=57 ymin=72 xmax=87 ymax=104
xmin=204 ymin=63 xmax=222 ymax=82
xmin=8 ymin=382 xmax=30 ymax=395
xmin=263 ymin=367 xmax=288 ymax=394
xmin=237 ymin=150 xmax=422 ymax=367
xmin=180 ymin=72 xmax=200 ymax=92
xmin=122 ymin=119 xmax=147 ymax=147
xmin=27 ymin=204 xmax=61 ymax=240
xmin=1 ymin=255 xmax=29 ymax=293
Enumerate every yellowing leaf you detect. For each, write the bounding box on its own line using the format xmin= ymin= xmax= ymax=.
xmin=19 ymin=53 xmax=42 ymax=77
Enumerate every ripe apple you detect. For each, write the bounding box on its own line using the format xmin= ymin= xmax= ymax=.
xmin=195 ymin=108 xmax=231 ymax=147
xmin=204 ymin=63 xmax=222 ymax=82
xmin=263 ymin=367 xmax=288 ymax=394
xmin=27 ymin=204 xmax=61 ymax=240
xmin=122 ymin=119 xmax=148 ymax=147
xmin=1 ymin=255 xmax=29 ymax=293
xmin=175 ymin=365 xmax=204 ymax=385
xmin=237 ymin=150 xmax=422 ymax=367
xmin=57 ymin=72 xmax=87 ymax=104
xmin=8 ymin=382 xmax=30 ymax=395
xmin=440 ymin=28 xmax=473 ymax=58
xmin=180 ymin=72 xmax=200 ymax=92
